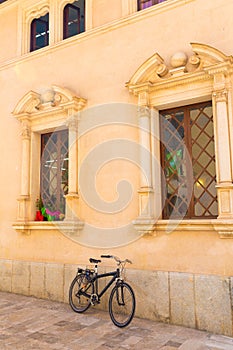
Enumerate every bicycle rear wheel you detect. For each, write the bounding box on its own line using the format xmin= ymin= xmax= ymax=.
xmin=109 ymin=281 xmax=135 ymax=327
xmin=69 ymin=274 xmax=94 ymax=313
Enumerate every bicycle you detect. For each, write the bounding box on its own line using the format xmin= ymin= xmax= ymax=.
xmin=69 ymin=255 xmax=136 ymax=327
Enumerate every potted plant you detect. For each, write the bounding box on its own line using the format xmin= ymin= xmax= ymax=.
xmin=35 ymin=198 xmax=45 ymax=221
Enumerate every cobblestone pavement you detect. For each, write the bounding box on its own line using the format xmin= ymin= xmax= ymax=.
xmin=1 ymin=292 xmax=233 ymax=350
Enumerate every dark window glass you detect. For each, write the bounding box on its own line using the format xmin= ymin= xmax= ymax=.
xmin=30 ymin=13 xmax=49 ymax=52
xmin=63 ymin=0 xmax=85 ymax=39
xmin=41 ymin=130 xmax=69 ymax=219
xmin=160 ymin=102 xmax=217 ymax=219
xmin=0 ymin=1 xmax=8 ymax=3
xmin=138 ymin=0 xmax=167 ymax=11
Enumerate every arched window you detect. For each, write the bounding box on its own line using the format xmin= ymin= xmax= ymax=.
xmin=137 ymin=0 xmax=167 ymax=11
xmin=30 ymin=13 xmax=49 ymax=52
xmin=63 ymin=0 xmax=85 ymax=40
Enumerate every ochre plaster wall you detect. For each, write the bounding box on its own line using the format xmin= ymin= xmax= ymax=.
xmin=0 ymin=0 xmax=233 ymax=280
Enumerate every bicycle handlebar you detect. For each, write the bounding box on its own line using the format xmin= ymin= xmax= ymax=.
xmin=100 ymin=255 xmax=132 ymax=264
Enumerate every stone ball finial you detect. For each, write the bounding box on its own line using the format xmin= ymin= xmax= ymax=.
xmin=41 ymin=89 xmax=55 ymax=103
xmin=170 ymin=51 xmax=188 ymax=68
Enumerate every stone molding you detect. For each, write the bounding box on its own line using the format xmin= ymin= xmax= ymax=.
xmin=12 ymin=220 xmax=84 ymax=236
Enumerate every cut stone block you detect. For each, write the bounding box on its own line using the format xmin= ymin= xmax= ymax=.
xmin=0 ymin=259 xmax=12 ymax=292
xmin=195 ymin=275 xmax=232 ymax=336
xmin=127 ymin=269 xmax=169 ymax=323
xmin=30 ymin=262 xmax=45 ymax=299
xmin=170 ymin=272 xmax=195 ymax=328
xmin=45 ymin=263 xmax=64 ymax=302
xmin=12 ymin=260 xmax=30 ymax=295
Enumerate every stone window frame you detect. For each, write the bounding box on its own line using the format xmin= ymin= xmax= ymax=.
xmin=57 ymin=0 xmax=93 ymax=42
xmin=12 ymin=85 xmax=86 ymax=235
xmin=19 ymin=1 xmax=50 ymax=55
xmin=126 ymin=43 xmax=233 ymax=238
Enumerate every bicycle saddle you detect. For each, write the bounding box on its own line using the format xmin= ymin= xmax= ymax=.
xmin=89 ymin=258 xmax=101 ymax=264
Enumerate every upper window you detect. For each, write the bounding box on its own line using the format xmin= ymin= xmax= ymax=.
xmin=137 ymin=0 xmax=167 ymax=11
xmin=160 ymin=102 xmax=217 ymax=219
xmin=30 ymin=13 xmax=49 ymax=52
xmin=63 ymin=0 xmax=85 ymax=40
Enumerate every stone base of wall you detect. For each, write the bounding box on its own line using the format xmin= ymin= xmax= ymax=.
xmin=0 ymin=259 xmax=232 ymax=336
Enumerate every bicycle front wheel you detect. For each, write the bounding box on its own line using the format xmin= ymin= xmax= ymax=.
xmin=109 ymin=282 xmax=135 ymax=327
xmin=69 ymin=274 xmax=94 ymax=313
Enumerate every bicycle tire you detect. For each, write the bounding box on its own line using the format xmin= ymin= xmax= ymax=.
xmin=109 ymin=281 xmax=135 ymax=327
xmin=69 ymin=274 xmax=94 ymax=313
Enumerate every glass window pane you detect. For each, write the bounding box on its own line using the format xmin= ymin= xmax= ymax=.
xmin=40 ymin=130 xmax=69 ymax=220
xmin=31 ymin=13 xmax=49 ymax=52
xmin=160 ymin=102 xmax=217 ymax=219
xmin=138 ymin=0 xmax=167 ymax=11
xmin=64 ymin=0 xmax=85 ymax=39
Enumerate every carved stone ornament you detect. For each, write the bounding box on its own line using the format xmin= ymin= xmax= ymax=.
xmin=126 ymin=42 xmax=233 ymax=90
xmin=12 ymin=85 xmax=87 ymax=119
xmin=21 ymin=122 xmax=31 ymax=140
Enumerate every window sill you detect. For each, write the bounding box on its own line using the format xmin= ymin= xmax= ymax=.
xmin=133 ymin=218 xmax=233 ymax=238
xmin=12 ymin=220 xmax=84 ymax=236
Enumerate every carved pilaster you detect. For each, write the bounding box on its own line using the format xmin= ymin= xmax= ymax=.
xmin=17 ymin=195 xmax=30 ymax=222
xmin=16 ymin=121 xmax=31 ymax=221
xmin=132 ymin=94 xmax=156 ymax=235
xmin=210 ymin=71 xmax=233 ymax=219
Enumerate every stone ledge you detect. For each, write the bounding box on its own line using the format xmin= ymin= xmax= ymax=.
xmin=134 ymin=219 xmax=233 ymax=238
xmin=12 ymin=220 xmax=84 ymax=236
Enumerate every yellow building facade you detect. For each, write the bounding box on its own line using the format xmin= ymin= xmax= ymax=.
xmin=1 ymin=0 xmax=233 ymax=335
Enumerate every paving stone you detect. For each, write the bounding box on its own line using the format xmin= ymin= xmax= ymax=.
xmin=1 ymin=291 xmax=233 ymax=350
xmin=179 ymin=339 xmax=207 ymax=349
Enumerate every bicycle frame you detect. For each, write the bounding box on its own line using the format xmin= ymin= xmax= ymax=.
xmin=92 ymin=268 xmax=120 ymax=299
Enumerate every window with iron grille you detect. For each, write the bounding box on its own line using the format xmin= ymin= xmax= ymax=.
xmin=40 ymin=130 xmax=69 ymax=219
xmin=30 ymin=13 xmax=49 ymax=52
xmin=63 ymin=0 xmax=85 ymax=39
xmin=160 ymin=101 xmax=218 ymax=219
xmin=137 ymin=0 xmax=167 ymax=11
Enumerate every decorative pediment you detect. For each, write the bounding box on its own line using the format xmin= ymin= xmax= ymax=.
xmin=12 ymin=91 xmax=41 ymax=115
xmin=191 ymin=42 xmax=233 ymax=67
xmin=126 ymin=43 xmax=233 ymax=94
xmin=12 ymin=85 xmax=87 ymax=119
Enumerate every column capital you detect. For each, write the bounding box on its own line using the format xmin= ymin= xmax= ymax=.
xmin=21 ymin=122 xmax=31 ymax=140
xmin=66 ymin=114 xmax=79 ymax=131
xmin=137 ymin=105 xmax=151 ymax=119
xmin=213 ymin=89 xmax=228 ymax=103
